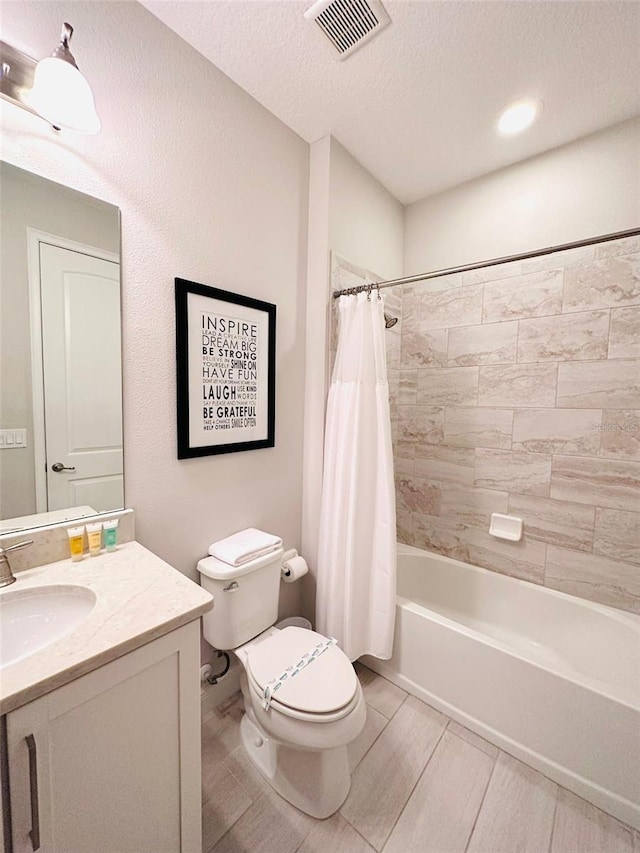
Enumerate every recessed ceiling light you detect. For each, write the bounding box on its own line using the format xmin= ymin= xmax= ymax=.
xmin=497 ymin=98 xmax=543 ymax=136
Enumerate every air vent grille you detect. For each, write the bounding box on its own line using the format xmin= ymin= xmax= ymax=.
xmin=305 ymin=0 xmax=391 ymax=60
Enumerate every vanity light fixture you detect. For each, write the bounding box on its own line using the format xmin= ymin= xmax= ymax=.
xmin=497 ymin=97 xmax=542 ymax=136
xmin=0 ymin=23 xmax=100 ymax=134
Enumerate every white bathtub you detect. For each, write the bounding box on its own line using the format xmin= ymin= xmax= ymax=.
xmin=362 ymin=543 xmax=640 ymax=830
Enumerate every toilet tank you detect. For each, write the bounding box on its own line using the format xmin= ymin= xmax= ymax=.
xmin=197 ymin=548 xmax=283 ymax=650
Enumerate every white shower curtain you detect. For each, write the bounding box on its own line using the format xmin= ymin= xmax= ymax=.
xmin=316 ymin=291 xmax=397 ymax=662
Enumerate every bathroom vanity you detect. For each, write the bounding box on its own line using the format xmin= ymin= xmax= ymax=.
xmin=0 ymin=542 xmax=213 ymax=853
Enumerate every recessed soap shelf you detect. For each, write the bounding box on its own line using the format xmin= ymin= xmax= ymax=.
xmin=489 ymin=513 xmax=523 ymax=542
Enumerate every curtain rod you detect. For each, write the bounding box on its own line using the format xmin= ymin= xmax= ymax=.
xmin=332 ymin=226 xmax=640 ymax=299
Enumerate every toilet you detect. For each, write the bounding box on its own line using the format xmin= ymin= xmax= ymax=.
xmin=198 ymin=545 xmax=366 ymax=819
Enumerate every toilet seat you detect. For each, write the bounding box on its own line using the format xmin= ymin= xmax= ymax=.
xmin=245 ymin=627 xmax=358 ymax=719
xmin=246 ymin=672 xmax=361 ymax=723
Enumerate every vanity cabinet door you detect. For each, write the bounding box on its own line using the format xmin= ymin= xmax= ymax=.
xmin=7 ymin=621 xmax=202 ymax=853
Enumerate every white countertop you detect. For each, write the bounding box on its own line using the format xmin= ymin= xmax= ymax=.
xmin=0 ymin=541 xmax=213 ymax=715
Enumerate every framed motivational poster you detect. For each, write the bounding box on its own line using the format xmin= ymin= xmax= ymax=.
xmin=175 ymin=278 xmax=276 ymax=458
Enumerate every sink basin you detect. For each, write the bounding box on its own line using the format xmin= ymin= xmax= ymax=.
xmin=0 ymin=584 xmax=97 ymax=670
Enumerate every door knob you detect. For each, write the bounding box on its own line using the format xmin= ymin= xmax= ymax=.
xmin=51 ymin=462 xmax=76 ymax=473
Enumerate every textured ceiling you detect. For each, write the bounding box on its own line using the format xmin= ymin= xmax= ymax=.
xmin=141 ymin=0 xmax=640 ymax=204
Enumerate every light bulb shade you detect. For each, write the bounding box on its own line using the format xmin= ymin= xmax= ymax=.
xmin=26 ymin=56 xmax=100 ymax=134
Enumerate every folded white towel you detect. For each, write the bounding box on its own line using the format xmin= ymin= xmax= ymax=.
xmin=208 ymin=528 xmax=283 ymax=567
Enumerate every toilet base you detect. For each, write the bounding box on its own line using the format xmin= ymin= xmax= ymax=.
xmin=240 ymin=713 xmax=351 ymax=819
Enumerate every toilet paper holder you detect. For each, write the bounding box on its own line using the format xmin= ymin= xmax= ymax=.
xmin=281 ymin=549 xmax=309 ymax=583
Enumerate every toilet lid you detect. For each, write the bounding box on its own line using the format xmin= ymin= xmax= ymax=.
xmin=246 ymin=627 xmax=358 ymax=714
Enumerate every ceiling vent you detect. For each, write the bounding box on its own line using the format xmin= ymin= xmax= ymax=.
xmin=304 ymin=0 xmax=391 ymax=60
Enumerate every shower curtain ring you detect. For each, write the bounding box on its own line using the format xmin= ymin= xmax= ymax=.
xmin=367 ymin=285 xmax=372 ymax=301
xmin=376 ymin=284 xmax=382 ymax=301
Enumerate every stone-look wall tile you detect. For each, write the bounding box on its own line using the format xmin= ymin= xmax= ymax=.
xmin=467 ymin=546 xmax=544 ymax=584
xmin=399 ymin=370 xmax=418 ymax=405
xmin=395 ymin=457 xmax=415 ymax=477
xmin=482 ymin=269 xmax=563 ymax=323
xmin=401 ymin=329 xmax=448 ymax=368
xmin=550 ymin=455 xmax=640 ymax=511
xmin=413 ymin=514 xmax=470 ymax=561
xmin=448 ymin=321 xmax=518 ymax=367
xmin=414 ymin=445 xmax=475 ymax=486
xmin=380 ymin=236 xmax=640 ymax=615
xmin=401 ymin=285 xmax=420 ymax=334
xmin=478 ymin=364 xmax=557 ymax=408
xmin=464 ymin=527 xmax=547 ymax=584
xmin=444 ymin=407 xmax=513 ymax=449
xmin=397 ymin=406 xmax=444 ymax=457
xmin=396 ymin=509 xmax=413 ymax=546
xmin=545 ymin=545 xmax=640 ymax=614
xmin=608 ymin=306 xmax=640 ymax=359
xmin=387 ymin=368 xmax=399 ymax=413
xmin=441 ymin=486 xmax=509 ymax=529
xmin=413 ymin=272 xmax=463 ymax=294
xmin=332 ymin=254 xmax=378 ymax=291
xmin=512 ymin=409 xmax=601 ymax=455
xmin=417 ymin=367 xmax=479 ymax=406
xmin=414 ymin=515 xmax=544 ymax=583
xmin=420 ymin=284 xmax=484 ymax=331
xmin=595 ymin=235 xmax=640 ymax=259
xmin=397 ymin=477 xmax=441 ymax=516
xmin=593 ymin=508 xmax=640 ymax=566
xmin=462 ymin=259 xmax=522 ymax=285
xmin=329 ymin=300 xmax=339 ymax=363
xmin=517 ymin=310 xmax=610 ymax=363
xmin=600 ymin=411 xmax=640 ymax=460
xmin=556 ymin=360 xmax=640 ymax=409
xmin=563 ymin=253 xmax=640 ymax=312
xmin=391 ymin=420 xmax=398 ymax=453
xmin=521 ymin=245 xmax=595 ymax=273
xmin=465 ymin=526 xmax=547 ymax=567
xmin=385 ymin=288 xmax=402 ymax=316
xmin=508 ymin=494 xmax=595 ymax=553
xmin=475 ymin=449 xmax=552 ymax=496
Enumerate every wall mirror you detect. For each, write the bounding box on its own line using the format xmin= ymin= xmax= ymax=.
xmin=0 ymin=162 xmax=123 ymax=533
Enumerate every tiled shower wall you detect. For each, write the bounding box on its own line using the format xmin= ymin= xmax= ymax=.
xmin=391 ymin=234 xmax=640 ymax=614
xmin=332 ymin=234 xmax=640 ymax=615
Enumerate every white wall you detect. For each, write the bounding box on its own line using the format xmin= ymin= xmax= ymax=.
xmin=301 ymin=137 xmax=403 ymax=618
xmin=301 ymin=136 xmax=331 ymax=619
xmin=1 ymin=2 xmax=309 ymax=628
xmin=405 ymin=117 xmax=640 ymax=274
xmin=329 ymin=138 xmax=404 ymax=280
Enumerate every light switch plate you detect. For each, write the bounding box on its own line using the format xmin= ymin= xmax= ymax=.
xmin=0 ymin=428 xmax=27 ymax=448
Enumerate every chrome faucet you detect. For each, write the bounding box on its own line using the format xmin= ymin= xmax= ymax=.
xmin=0 ymin=540 xmax=34 ymax=587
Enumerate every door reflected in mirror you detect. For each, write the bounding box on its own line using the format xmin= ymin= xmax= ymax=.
xmin=0 ymin=162 xmax=123 ymax=532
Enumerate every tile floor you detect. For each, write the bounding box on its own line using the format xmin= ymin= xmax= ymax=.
xmin=202 ymin=663 xmax=639 ymax=853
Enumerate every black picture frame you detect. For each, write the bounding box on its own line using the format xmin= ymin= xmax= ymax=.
xmin=175 ymin=278 xmax=276 ymax=458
